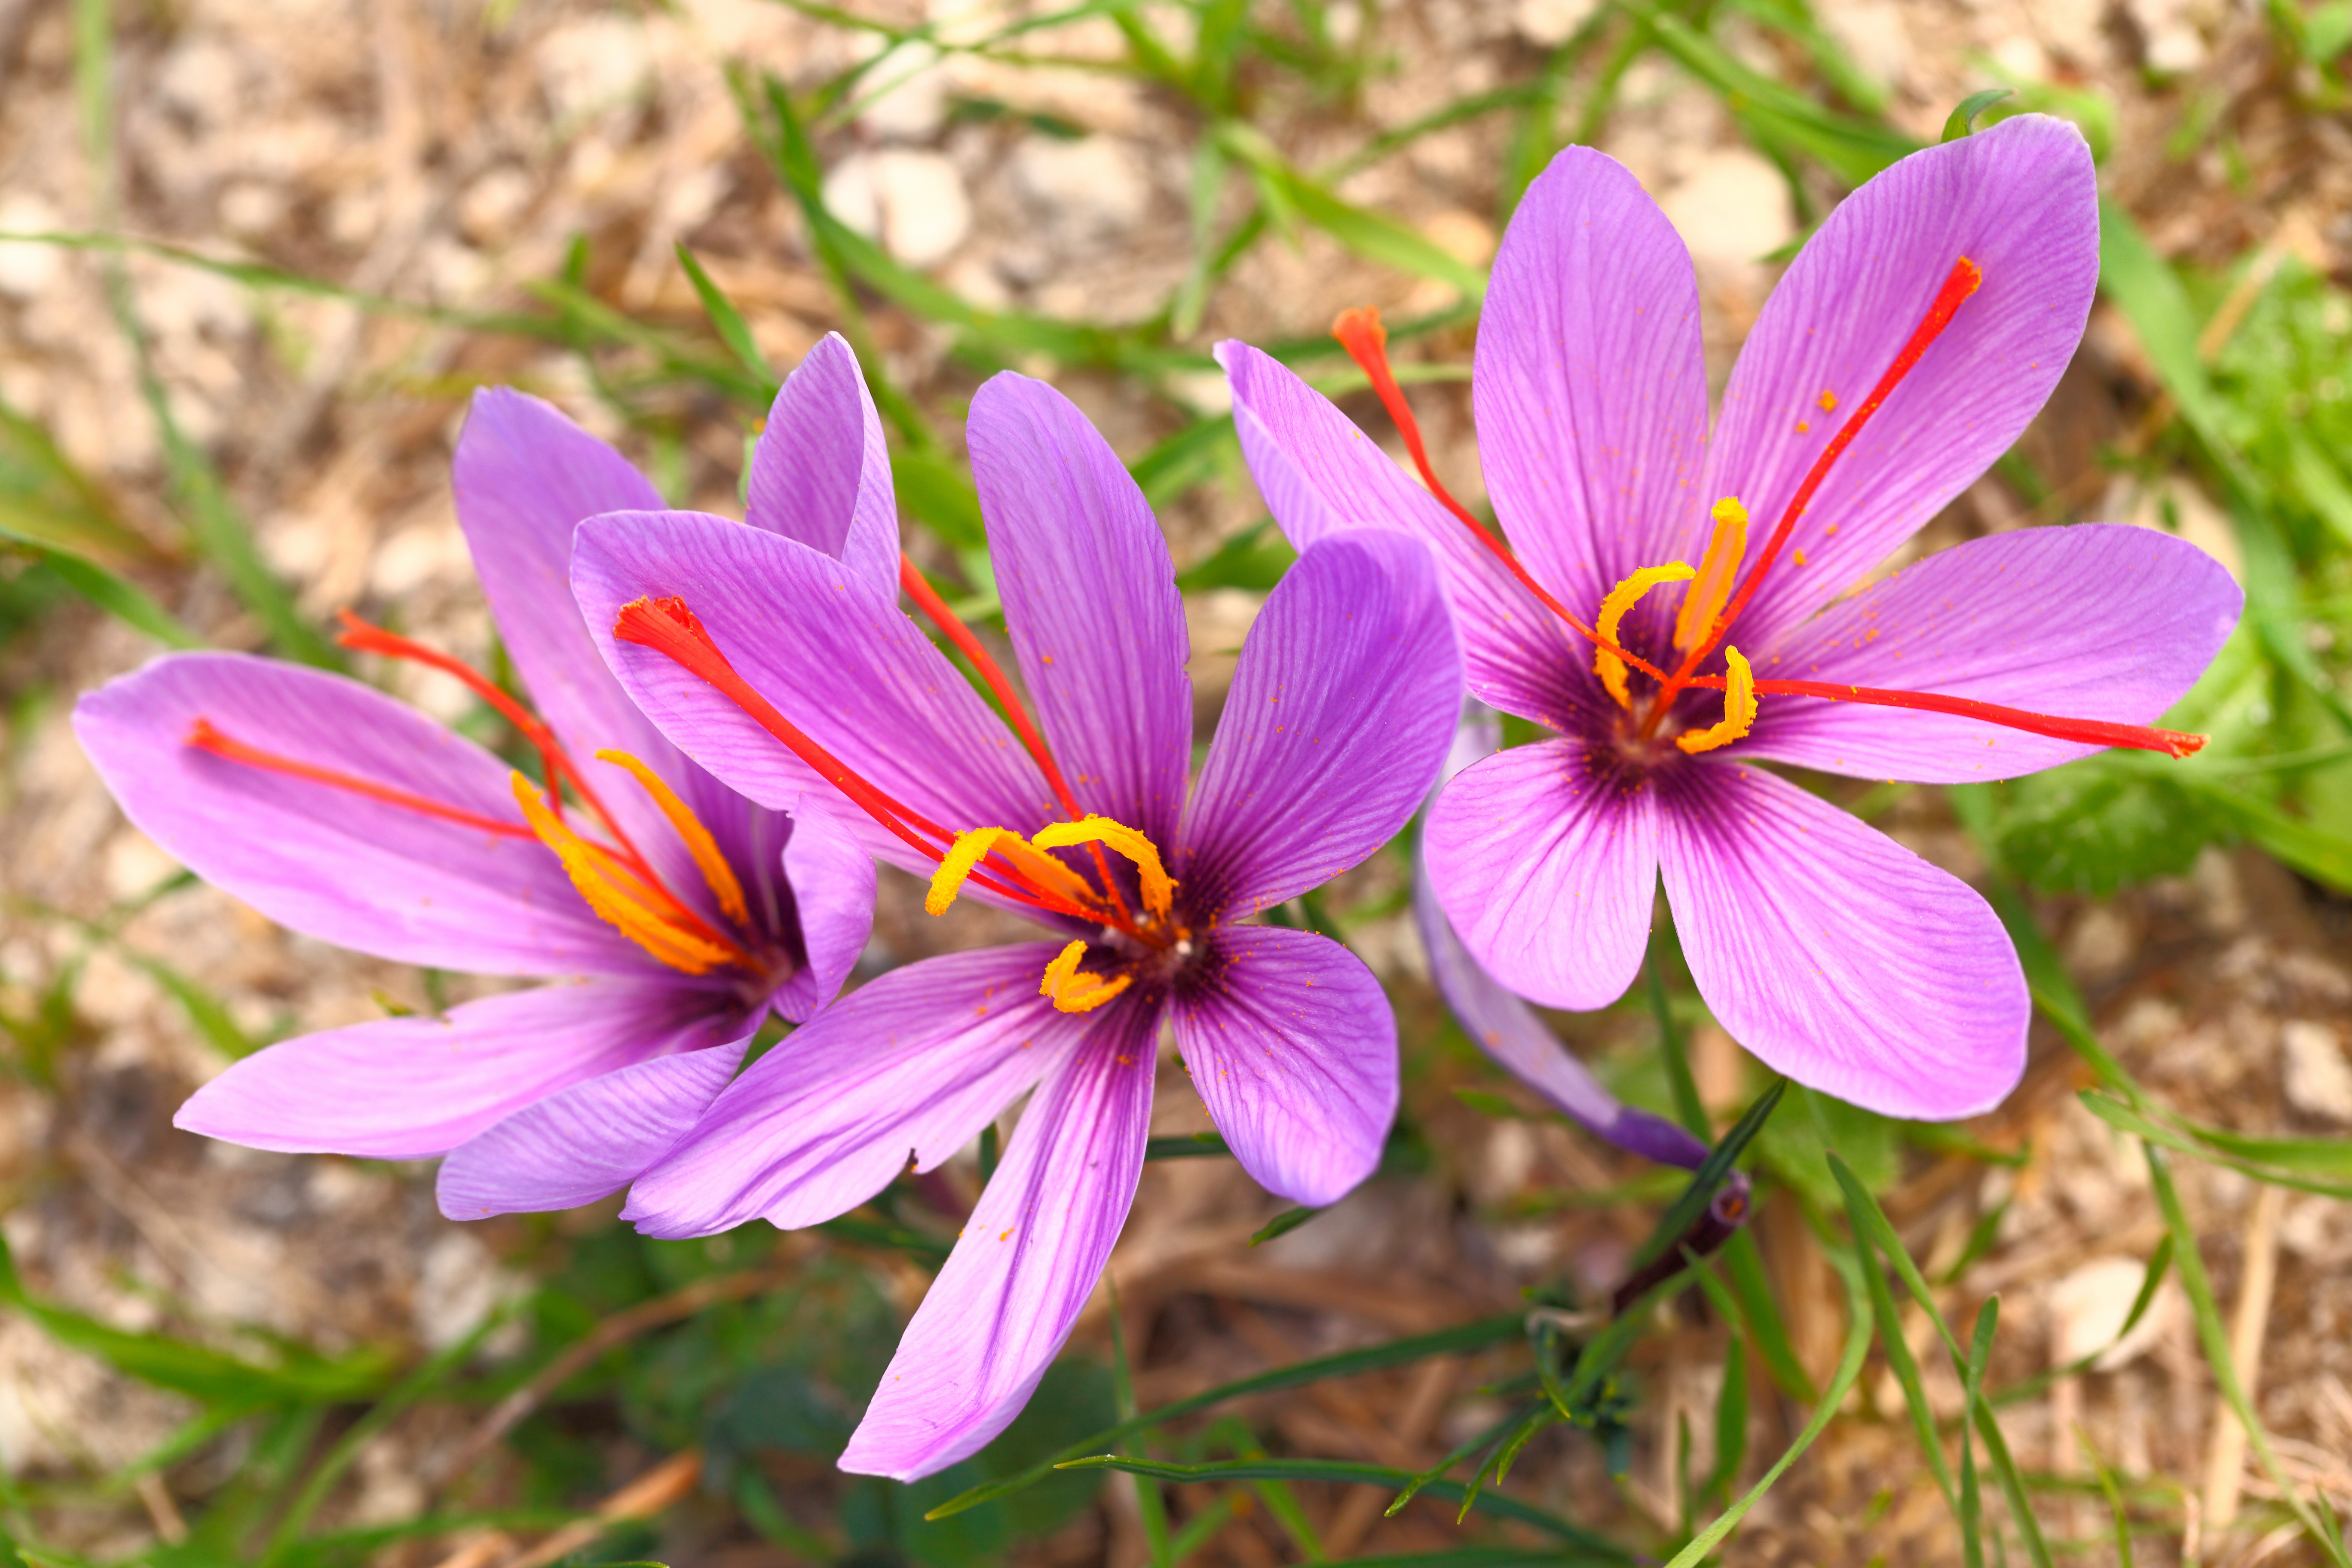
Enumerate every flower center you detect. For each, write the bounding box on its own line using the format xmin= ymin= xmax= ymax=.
xmin=185 ymin=613 xmax=762 ymax=977
xmin=1329 ymin=272 xmax=2210 ymax=762
xmin=611 ymin=560 xmax=1188 ymax=994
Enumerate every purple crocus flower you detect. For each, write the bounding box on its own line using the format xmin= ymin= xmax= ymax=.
xmin=70 ymin=340 xmax=891 ymax=1217
xmin=567 ymin=370 xmax=1461 ymax=1479
xmin=1219 ymin=116 xmax=2242 ymax=1119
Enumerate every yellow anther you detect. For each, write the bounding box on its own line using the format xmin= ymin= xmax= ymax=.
xmin=596 ymin=748 xmax=748 ymax=925
xmin=1031 ymin=814 xmax=1176 ymax=919
xmin=1673 ymin=496 xmax=1749 ymax=653
xmin=1676 ymin=648 xmax=1758 ymax=754
xmin=1040 ymin=938 xmax=1132 ymax=1014
xmin=511 ymin=774 xmax=737 ymax=974
xmin=1595 ymin=562 xmax=1695 ymax=708
xmin=925 ymin=827 xmax=1095 ymax=916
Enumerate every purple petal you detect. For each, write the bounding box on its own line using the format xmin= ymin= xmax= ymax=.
xmin=622 ymin=945 xmax=1089 ymax=1239
xmin=456 ymin=389 xmax=785 ymax=915
xmin=453 ymin=389 xmax=674 ymax=771
xmin=746 ymin=332 xmax=900 ymax=591
xmin=1180 ymin=530 xmax=1460 ymax=918
xmin=573 ymin=511 xmax=1057 ymax=878
xmin=1474 ymin=147 xmax=1712 ymax=623
xmin=175 ymin=977 xmax=743 ymax=1158
xmin=1422 ymin=737 xmax=1659 ymax=1011
xmin=968 ymin=374 xmax=1191 ymax=844
xmin=1172 ymin=925 xmax=1395 ymax=1206
xmin=838 ymin=1002 xmax=1158 ymax=1481
xmin=1216 ymin=340 xmax=1588 ymax=727
xmin=1657 ymin=761 xmax=2027 ymax=1119
xmin=769 ymin=812 xmax=877 ymax=1023
xmin=73 ymin=652 xmax=637 ymax=977
xmin=436 ymin=1036 xmax=752 ymax=1219
xmin=1705 ymin=116 xmax=2100 ymax=650
xmin=1740 ymin=523 xmax=2243 ymax=782
xmin=1413 ymin=850 xmax=1706 ymax=1169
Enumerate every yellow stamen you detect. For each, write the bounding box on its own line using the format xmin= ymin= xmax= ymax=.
xmin=1675 ymin=648 xmax=1758 ymax=754
xmin=511 ymin=774 xmax=737 ymax=974
xmin=1673 ymin=496 xmax=1749 ymax=653
xmin=595 ymin=748 xmax=748 ymax=925
xmin=1040 ymin=938 xmax=1132 ymax=1014
xmin=925 ymin=827 xmax=1096 ymax=916
xmin=1595 ymin=563 xmax=1696 ymax=707
xmin=1030 ymin=815 xmax=1176 ymax=919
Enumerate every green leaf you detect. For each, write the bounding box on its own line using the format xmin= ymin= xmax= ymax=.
xmin=0 ymin=399 xmax=151 ymax=567
xmin=1142 ymin=1132 xmax=1231 ymax=1161
xmin=1939 ymin=89 xmax=2014 ymax=141
xmin=1174 ymin=518 xmax=1298 ymax=594
xmin=674 ymin=243 xmax=776 ymax=385
xmin=1213 ymin=124 xmax=1486 ymax=300
xmin=2144 ymin=1145 xmax=2352 ymax=1566
xmin=925 ymin=1313 xmax=1526 ymax=1520
xmin=2078 ymin=1093 xmax=2352 ymax=1197
xmin=1052 ymin=1456 xmax=1625 ymax=1557
xmin=0 ymin=1233 xmax=392 ymax=1405
xmin=893 ymin=448 xmax=988 ymax=551
xmin=39 ymin=551 xmax=199 ymax=647
xmin=1249 ymin=1206 xmax=1322 ymax=1246
xmin=1661 ymin=1271 xmax=1871 ymax=1567
xmin=1980 ymin=759 xmax=2209 ymax=897
xmin=1629 ymin=1079 xmax=1783 ymax=1274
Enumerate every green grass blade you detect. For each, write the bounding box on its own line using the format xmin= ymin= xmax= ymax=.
xmin=1956 ymin=1297 xmax=1999 ymax=1568
xmin=38 ymin=551 xmax=199 ymax=647
xmin=2143 ymin=1143 xmax=2352 ymax=1567
xmin=1249 ymin=1206 xmax=1322 ymax=1246
xmin=674 ymin=243 xmax=776 ymax=386
xmin=1844 ymin=1180 xmax=1960 ymax=1519
xmin=2079 ymin=1093 xmax=2352 ymax=1197
xmin=1661 ymin=1273 xmax=1872 ymax=1567
xmin=1054 ymin=1456 xmax=1625 ymax=1558
xmin=1143 ymin=1132 xmax=1231 ymax=1161
xmin=925 ymin=1313 xmax=1526 ymax=1519
xmin=1629 ymin=1079 xmax=1783 ymax=1274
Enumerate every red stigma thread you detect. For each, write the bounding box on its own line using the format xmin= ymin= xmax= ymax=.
xmin=1651 ymin=257 xmax=1983 ymax=720
xmin=185 ymin=718 xmax=537 ymax=838
xmin=897 ymin=554 xmax=1133 ymax=925
xmin=1331 ymin=307 xmax=1671 ymax=685
xmin=612 ymin=596 xmax=1125 ymax=929
xmin=1687 ymin=674 xmax=2208 ymax=758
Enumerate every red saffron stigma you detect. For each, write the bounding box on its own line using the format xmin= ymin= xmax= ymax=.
xmin=1687 ymin=674 xmax=2207 ymax=758
xmin=185 ymin=717 xmax=537 ymax=838
xmin=612 ymin=596 xmax=1109 ymax=926
xmin=1654 ymin=257 xmax=1984 ymax=714
xmin=1331 ymin=307 xmax=1670 ymax=685
xmin=897 ymin=555 xmax=1135 ymax=925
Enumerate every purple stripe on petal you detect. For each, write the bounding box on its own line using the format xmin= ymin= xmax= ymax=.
xmin=746 ymin=333 xmax=900 ymax=591
xmin=1657 ymin=761 xmax=2026 ymax=1120
xmin=968 ymin=374 xmax=1191 ymax=844
xmin=1180 ymin=530 xmax=1459 ymax=918
xmin=436 ymin=1035 xmax=753 ymax=1219
xmin=622 ymin=945 xmax=1089 ymax=1239
xmin=1413 ymin=850 xmax=1706 ymax=1170
xmin=769 ymin=812 xmax=876 ymax=1023
xmin=838 ymin=1000 xmax=1158 ymax=1482
xmin=573 ymin=511 xmax=1056 ymax=879
xmin=1423 ymin=737 xmax=1659 ymax=1011
xmin=1741 ymin=523 xmax=2242 ymax=782
xmin=1705 ymin=115 xmax=2099 ymax=651
xmin=74 ymin=652 xmax=637 ymax=977
xmin=175 ymin=977 xmax=741 ymax=1159
xmin=1474 ymin=147 xmax=1712 ymax=622
xmin=1173 ymin=925 xmax=1395 ymax=1207
xmin=1216 ymin=340 xmax=1586 ymax=727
